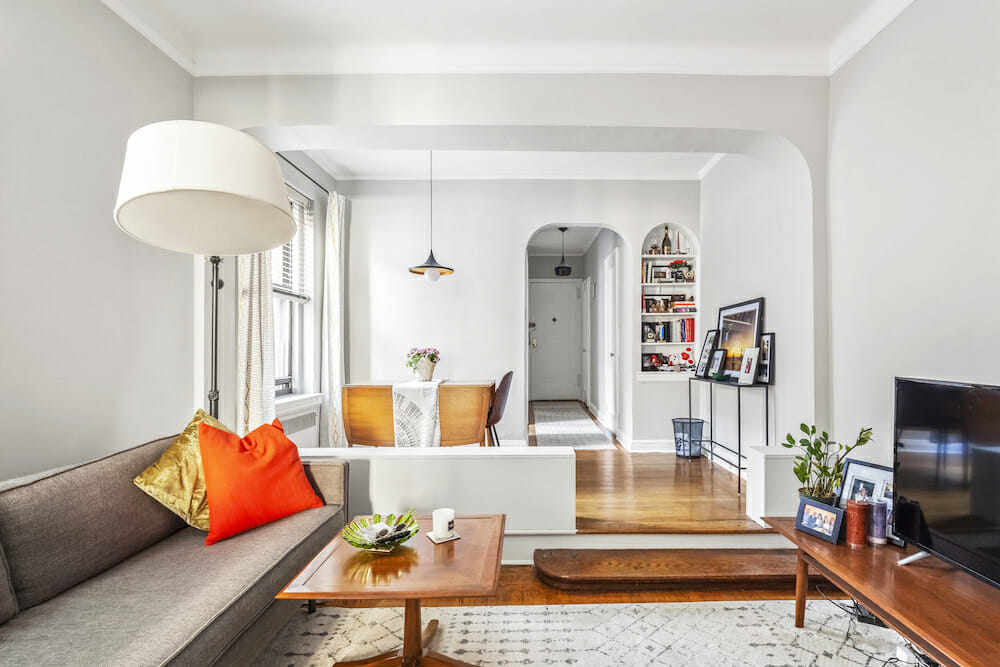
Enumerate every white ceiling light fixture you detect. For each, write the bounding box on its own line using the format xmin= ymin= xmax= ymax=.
xmin=409 ymin=151 xmax=453 ymax=282
xmin=114 ymin=120 xmax=295 ymax=417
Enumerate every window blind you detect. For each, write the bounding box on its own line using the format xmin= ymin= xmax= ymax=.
xmin=271 ymin=185 xmax=313 ymax=300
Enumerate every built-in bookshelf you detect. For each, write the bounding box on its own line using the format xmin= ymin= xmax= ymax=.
xmin=639 ymin=224 xmax=699 ymax=380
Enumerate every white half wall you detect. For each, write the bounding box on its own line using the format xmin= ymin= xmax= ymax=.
xmin=0 ymin=1 xmax=194 ymax=478
xmin=828 ymin=0 xmax=1000 ymax=464
xmin=299 ymin=447 xmax=577 ymax=534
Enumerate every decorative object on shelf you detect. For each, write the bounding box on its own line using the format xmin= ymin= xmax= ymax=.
xmin=648 ymin=245 xmax=660 ymax=255
xmin=795 ymin=496 xmax=844 ymax=544
xmin=642 ymin=353 xmax=665 ymax=370
xmin=668 ymin=259 xmax=689 ymax=281
xmin=757 ymin=332 xmax=774 ymax=384
xmin=683 ymin=268 xmax=696 ymax=282
xmin=661 ymin=225 xmax=672 ymax=254
xmin=409 ymin=151 xmax=454 ymax=282
xmin=783 ymin=424 xmax=873 ymax=505
xmin=695 ymin=329 xmax=719 ymax=378
xmin=870 ymin=500 xmax=888 ymax=545
xmin=845 ymin=500 xmax=871 ymax=548
xmin=114 ymin=120 xmax=295 ymax=419
xmin=738 ymin=347 xmax=760 ymax=385
xmin=406 ymin=347 xmax=440 ymax=381
xmin=652 ymin=268 xmax=670 ymax=283
xmin=342 ymin=511 xmax=419 ymax=553
xmin=554 ymin=227 xmax=572 ymax=276
xmin=836 ymin=458 xmax=903 ymax=546
xmin=717 ymin=297 xmax=764 ymax=380
xmin=709 ymin=349 xmax=727 ymax=378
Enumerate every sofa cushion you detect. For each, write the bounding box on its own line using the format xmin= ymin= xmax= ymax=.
xmin=0 ymin=504 xmax=344 ymax=666
xmin=0 ymin=437 xmax=185 ymax=611
xmin=0 ymin=543 xmax=15 ymax=625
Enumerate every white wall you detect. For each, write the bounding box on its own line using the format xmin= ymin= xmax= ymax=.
xmin=0 ymin=1 xmax=194 ymax=478
xmin=700 ymin=154 xmax=816 ymax=448
xmin=339 ymin=179 xmax=699 ymax=442
xmin=828 ymin=0 xmax=1000 ymax=464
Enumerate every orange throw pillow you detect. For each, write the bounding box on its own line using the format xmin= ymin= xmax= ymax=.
xmin=199 ymin=419 xmax=322 ymax=545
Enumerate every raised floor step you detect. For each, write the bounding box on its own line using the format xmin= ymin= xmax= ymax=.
xmin=534 ymin=548 xmax=817 ymax=590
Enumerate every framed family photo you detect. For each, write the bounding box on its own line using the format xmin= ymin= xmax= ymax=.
xmin=708 ymin=348 xmax=727 ymax=377
xmin=795 ymin=496 xmax=844 ymax=544
xmin=837 ymin=458 xmax=903 ymax=546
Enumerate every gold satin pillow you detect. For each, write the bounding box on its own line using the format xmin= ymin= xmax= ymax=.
xmin=133 ymin=409 xmax=232 ymax=531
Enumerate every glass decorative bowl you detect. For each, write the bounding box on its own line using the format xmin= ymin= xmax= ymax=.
xmin=342 ymin=511 xmax=419 ymax=553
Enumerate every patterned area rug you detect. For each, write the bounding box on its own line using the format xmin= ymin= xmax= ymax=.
xmin=533 ymin=401 xmax=616 ymax=450
xmin=254 ymin=600 xmax=904 ymax=666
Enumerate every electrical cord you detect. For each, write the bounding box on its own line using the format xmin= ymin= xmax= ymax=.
xmin=814 ymin=584 xmax=919 ymax=666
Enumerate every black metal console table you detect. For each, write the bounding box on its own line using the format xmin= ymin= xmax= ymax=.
xmin=686 ymin=377 xmax=771 ymax=494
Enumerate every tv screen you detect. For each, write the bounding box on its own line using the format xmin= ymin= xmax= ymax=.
xmin=894 ymin=378 xmax=1000 ymax=587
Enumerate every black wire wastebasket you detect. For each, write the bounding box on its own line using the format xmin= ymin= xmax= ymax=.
xmin=672 ymin=417 xmax=704 ymax=458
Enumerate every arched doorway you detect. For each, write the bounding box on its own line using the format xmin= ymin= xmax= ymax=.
xmin=526 ymin=225 xmax=626 ymax=449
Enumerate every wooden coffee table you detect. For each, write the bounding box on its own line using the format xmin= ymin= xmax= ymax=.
xmin=278 ymin=514 xmax=505 ymax=667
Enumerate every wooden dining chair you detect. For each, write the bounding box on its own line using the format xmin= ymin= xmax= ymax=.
xmin=485 ymin=371 xmax=513 ymax=446
xmin=342 ymin=385 xmax=491 ymax=446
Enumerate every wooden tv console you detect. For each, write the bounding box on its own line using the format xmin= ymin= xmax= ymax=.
xmin=766 ymin=517 xmax=1000 ymax=666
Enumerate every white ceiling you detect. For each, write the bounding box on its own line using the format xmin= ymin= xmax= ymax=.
xmin=103 ymin=0 xmax=913 ymax=76
xmin=303 ymin=150 xmax=722 ymax=181
xmin=527 ymin=226 xmax=604 ymax=256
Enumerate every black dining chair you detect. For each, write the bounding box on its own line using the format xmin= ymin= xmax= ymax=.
xmin=486 ymin=371 xmax=513 ymax=446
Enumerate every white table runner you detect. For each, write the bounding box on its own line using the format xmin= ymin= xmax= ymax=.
xmin=391 ymin=380 xmax=442 ymax=447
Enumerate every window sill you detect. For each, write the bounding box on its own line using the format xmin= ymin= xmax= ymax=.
xmin=275 ymin=392 xmax=323 ymax=419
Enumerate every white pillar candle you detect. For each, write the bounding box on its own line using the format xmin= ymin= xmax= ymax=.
xmin=432 ymin=508 xmax=455 ymax=539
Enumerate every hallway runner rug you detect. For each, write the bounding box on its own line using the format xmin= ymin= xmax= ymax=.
xmin=254 ymin=600 xmax=905 ymax=666
xmin=532 ymin=401 xmax=616 ymax=450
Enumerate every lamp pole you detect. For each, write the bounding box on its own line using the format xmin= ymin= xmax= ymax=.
xmin=208 ymin=256 xmax=223 ymax=419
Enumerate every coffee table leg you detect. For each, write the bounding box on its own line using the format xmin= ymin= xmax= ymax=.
xmin=402 ymin=599 xmax=423 ymax=666
xmin=795 ymin=551 xmax=808 ymax=628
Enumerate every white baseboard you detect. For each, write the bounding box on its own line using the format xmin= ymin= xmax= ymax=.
xmin=630 ymin=439 xmax=675 ymax=452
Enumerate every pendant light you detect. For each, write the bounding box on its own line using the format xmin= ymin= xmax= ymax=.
xmin=409 ymin=151 xmax=453 ymax=281
xmin=554 ymin=227 xmax=572 ymax=276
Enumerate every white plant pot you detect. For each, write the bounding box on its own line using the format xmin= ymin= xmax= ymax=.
xmin=415 ymin=358 xmax=437 ymax=381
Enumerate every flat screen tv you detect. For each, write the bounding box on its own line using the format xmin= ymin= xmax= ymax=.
xmin=894 ymin=377 xmax=1000 ymax=588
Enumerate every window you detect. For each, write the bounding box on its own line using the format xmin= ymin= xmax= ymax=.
xmin=272 ymin=186 xmax=314 ymax=396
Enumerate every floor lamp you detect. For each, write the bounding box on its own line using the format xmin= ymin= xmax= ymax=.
xmin=114 ymin=120 xmax=295 ymax=418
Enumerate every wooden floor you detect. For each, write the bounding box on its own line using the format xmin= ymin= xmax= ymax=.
xmin=321 ymin=565 xmax=844 ymax=609
xmin=527 ymin=400 xmax=769 ymax=534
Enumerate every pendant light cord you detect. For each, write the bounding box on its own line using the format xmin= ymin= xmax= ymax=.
xmin=429 ymin=150 xmax=434 ymax=250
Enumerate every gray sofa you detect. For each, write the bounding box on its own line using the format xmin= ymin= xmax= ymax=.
xmin=0 ymin=436 xmax=348 ymax=666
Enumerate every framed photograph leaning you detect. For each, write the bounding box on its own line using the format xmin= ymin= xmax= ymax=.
xmin=716 ymin=298 xmax=764 ymax=380
xmin=695 ymin=329 xmax=719 ymax=378
xmin=837 ymin=458 xmax=903 ymax=546
xmin=795 ymin=496 xmax=844 ymax=544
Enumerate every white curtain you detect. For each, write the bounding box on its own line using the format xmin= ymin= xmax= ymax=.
xmin=320 ymin=192 xmax=349 ymax=447
xmin=237 ymin=252 xmax=275 ymax=435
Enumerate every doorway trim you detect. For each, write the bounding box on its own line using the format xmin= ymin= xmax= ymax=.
xmin=581 ymin=276 xmax=592 ymax=409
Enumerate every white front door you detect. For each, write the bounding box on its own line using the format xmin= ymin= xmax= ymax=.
xmin=529 ymin=280 xmax=583 ymax=400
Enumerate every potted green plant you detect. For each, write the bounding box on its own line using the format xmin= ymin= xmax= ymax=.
xmin=782 ymin=424 xmax=873 ymax=505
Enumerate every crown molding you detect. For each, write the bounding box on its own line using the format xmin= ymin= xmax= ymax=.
xmin=828 ymin=0 xmax=914 ymax=73
xmin=104 ymin=0 xmax=914 ymax=79
xmin=102 ymin=0 xmax=196 ymax=73
xmin=697 ymin=153 xmax=727 ymax=180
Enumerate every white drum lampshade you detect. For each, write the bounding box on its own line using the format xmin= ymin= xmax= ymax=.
xmin=114 ymin=120 xmax=295 ymax=256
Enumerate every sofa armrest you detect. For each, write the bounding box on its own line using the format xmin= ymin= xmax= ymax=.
xmin=303 ymin=459 xmax=348 ymax=512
